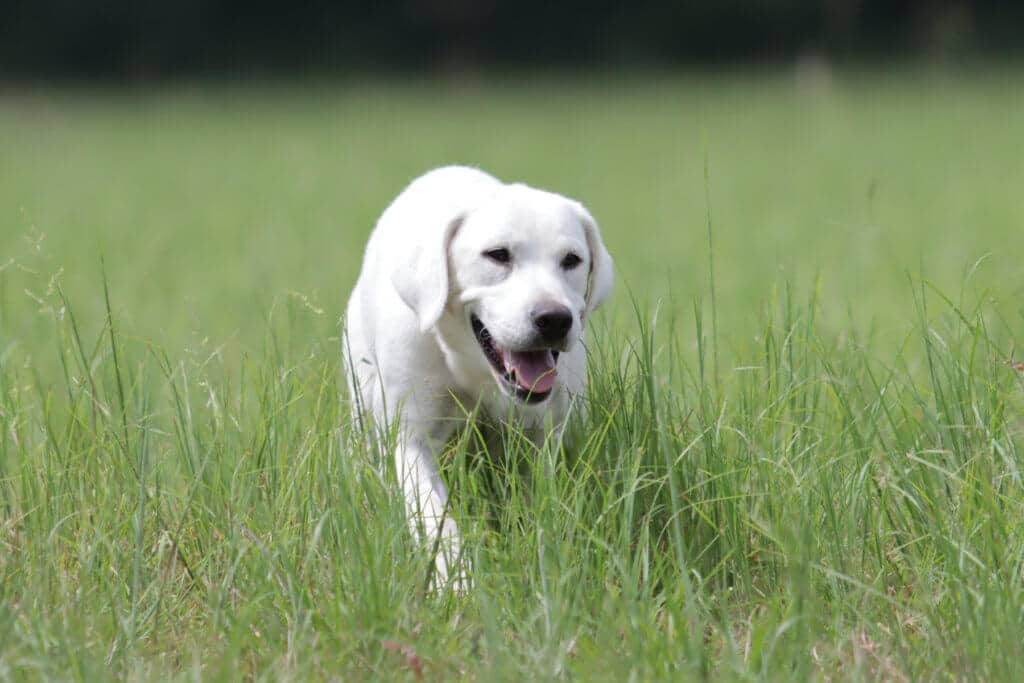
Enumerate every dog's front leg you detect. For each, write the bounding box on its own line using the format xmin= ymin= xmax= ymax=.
xmin=396 ymin=431 xmax=466 ymax=591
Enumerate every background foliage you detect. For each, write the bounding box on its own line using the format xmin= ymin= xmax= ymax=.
xmin=4 ymin=1 xmax=1024 ymax=79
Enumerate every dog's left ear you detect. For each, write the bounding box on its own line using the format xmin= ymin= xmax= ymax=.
xmin=572 ymin=202 xmax=614 ymax=318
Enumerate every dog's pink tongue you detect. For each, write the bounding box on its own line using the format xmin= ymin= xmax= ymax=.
xmin=506 ymin=350 xmax=557 ymax=393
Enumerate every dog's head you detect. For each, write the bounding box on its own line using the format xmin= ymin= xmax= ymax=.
xmin=391 ymin=179 xmax=613 ymax=404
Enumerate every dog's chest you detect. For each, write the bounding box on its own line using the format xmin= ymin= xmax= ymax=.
xmin=436 ymin=336 xmax=493 ymax=397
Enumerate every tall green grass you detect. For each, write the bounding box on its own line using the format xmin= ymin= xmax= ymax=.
xmin=2 ymin=264 xmax=1021 ymax=679
xmin=2 ymin=71 xmax=1023 ymax=679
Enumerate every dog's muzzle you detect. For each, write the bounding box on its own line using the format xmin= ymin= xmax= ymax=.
xmin=471 ymin=315 xmax=560 ymax=403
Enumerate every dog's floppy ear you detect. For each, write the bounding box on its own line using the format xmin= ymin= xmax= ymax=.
xmin=389 ymin=211 xmax=464 ymax=333
xmin=386 ymin=167 xmax=500 ymax=332
xmin=573 ymin=202 xmax=614 ymax=318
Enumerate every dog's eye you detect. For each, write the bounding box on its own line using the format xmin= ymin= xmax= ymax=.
xmin=483 ymin=248 xmax=511 ymax=265
xmin=561 ymin=252 xmax=583 ymax=270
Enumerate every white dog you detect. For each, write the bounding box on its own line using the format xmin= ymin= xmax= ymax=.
xmin=344 ymin=166 xmax=613 ymax=586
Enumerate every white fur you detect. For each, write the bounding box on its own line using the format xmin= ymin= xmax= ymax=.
xmin=344 ymin=166 xmax=613 ymax=588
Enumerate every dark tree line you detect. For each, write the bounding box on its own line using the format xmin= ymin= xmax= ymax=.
xmin=3 ymin=0 xmax=1021 ymax=79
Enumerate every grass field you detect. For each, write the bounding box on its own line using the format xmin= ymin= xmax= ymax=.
xmin=2 ymin=69 xmax=1024 ymax=680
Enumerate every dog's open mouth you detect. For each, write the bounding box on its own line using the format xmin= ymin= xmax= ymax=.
xmin=471 ymin=315 xmax=559 ymax=403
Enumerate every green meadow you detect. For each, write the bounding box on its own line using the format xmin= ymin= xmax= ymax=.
xmin=2 ymin=70 xmax=1023 ymax=680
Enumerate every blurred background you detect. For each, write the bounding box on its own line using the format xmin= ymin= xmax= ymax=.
xmin=2 ymin=0 xmax=1022 ymax=371
xmin=3 ymin=0 xmax=1023 ymax=79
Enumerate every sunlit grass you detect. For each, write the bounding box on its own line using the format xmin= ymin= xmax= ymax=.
xmin=2 ymin=70 xmax=1024 ymax=679
xmin=2 ymin=268 xmax=1023 ymax=680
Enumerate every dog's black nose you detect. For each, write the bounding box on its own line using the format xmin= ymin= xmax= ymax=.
xmin=533 ymin=305 xmax=573 ymax=343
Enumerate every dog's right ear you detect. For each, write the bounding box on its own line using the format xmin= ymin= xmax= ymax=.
xmin=385 ymin=167 xmax=498 ymax=333
xmin=389 ymin=209 xmax=465 ymax=333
